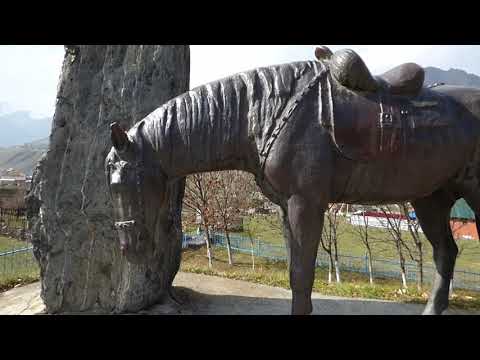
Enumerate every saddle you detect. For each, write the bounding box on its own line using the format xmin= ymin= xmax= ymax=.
xmin=314 ymin=47 xmax=452 ymax=162
xmin=315 ymin=47 xmax=425 ymax=97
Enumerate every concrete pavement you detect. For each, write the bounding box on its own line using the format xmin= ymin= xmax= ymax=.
xmin=0 ymin=272 xmax=478 ymax=315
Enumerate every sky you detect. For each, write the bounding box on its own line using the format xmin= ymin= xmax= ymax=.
xmin=1 ymin=45 xmax=480 ymax=118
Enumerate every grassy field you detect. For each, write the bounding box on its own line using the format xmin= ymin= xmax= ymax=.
xmin=231 ymin=214 xmax=480 ymax=273
xmin=180 ymin=246 xmax=480 ymax=310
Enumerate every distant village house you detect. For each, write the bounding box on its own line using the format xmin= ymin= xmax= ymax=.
xmin=0 ymin=168 xmax=28 ymax=209
xmin=348 ymin=199 xmax=479 ymax=241
xmin=450 ymin=199 xmax=479 ymax=241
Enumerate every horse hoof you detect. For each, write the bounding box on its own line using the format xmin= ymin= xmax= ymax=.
xmin=422 ymin=303 xmax=444 ymax=315
xmin=291 ymin=297 xmax=313 ymax=315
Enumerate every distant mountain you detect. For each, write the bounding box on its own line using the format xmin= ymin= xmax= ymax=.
xmin=0 ymin=111 xmax=52 ymax=147
xmin=0 ymin=137 xmax=49 ymax=176
xmin=0 ymin=101 xmax=13 ymax=116
xmin=424 ymin=67 xmax=480 ymax=88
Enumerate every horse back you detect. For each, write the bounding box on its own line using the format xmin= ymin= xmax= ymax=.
xmin=330 ymin=82 xmax=480 ymax=163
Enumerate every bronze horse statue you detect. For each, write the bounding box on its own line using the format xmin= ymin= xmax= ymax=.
xmin=106 ymin=47 xmax=480 ymax=315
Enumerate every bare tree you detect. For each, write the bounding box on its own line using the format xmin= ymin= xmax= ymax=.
xmin=400 ymin=203 xmax=425 ymax=291
xmin=211 ymin=170 xmax=257 ymax=266
xmin=211 ymin=171 xmax=235 ymax=265
xmin=320 ymin=204 xmax=343 ymax=283
xmin=349 ymin=210 xmax=376 ymax=284
xmin=379 ymin=205 xmax=409 ymax=289
xmin=183 ymin=173 xmax=217 ymax=268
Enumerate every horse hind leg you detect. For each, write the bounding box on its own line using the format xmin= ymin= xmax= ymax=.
xmin=412 ymin=189 xmax=458 ymax=315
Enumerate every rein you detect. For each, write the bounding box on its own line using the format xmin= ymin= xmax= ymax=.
xmin=258 ymin=62 xmax=354 ymax=175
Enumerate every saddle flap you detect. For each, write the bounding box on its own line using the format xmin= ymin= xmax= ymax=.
xmin=330 ymin=85 xmax=454 ymax=162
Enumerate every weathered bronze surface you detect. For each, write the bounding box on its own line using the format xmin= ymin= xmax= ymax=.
xmin=323 ymin=48 xmax=425 ymax=96
xmin=106 ymin=47 xmax=480 ymax=315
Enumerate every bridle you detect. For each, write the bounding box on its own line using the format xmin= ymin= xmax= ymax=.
xmin=106 ymin=128 xmax=148 ymax=233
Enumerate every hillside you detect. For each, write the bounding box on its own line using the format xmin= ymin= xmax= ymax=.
xmin=424 ymin=67 xmax=480 ymax=88
xmin=0 ymin=111 xmax=51 ymax=147
xmin=0 ymin=138 xmax=48 ymax=176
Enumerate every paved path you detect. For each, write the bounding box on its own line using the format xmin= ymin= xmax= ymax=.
xmin=0 ymin=272 xmax=478 ymax=315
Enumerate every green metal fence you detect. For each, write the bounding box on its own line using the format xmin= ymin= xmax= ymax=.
xmin=0 ymin=246 xmax=38 ymax=286
xmin=0 ymin=207 xmax=38 ymax=286
xmin=184 ymin=232 xmax=480 ymax=292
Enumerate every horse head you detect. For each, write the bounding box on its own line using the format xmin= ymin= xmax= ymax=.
xmin=105 ymin=122 xmax=168 ymax=264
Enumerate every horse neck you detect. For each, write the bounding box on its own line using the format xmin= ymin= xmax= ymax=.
xmin=142 ymin=81 xmax=257 ymax=178
xmin=141 ymin=61 xmax=322 ymax=179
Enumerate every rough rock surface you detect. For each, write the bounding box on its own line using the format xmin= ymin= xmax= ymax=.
xmin=26 ymin=45 xmax=190 ymax=313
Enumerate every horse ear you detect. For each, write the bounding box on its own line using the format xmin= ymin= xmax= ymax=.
xmin=110 ymin=122 xmax=131 ymax=151
xmin=315 ymin=46 xmax=333 ymax=61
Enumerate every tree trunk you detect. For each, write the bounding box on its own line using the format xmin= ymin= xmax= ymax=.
xmin=328 ymin=253 xmax=334 ymax=284
xmin=400 ymin=258 xmax=408 ymax=289
xmin=367 ymin=248 xmax=374 ymax=285
xmin=204 ymin=224 xmax=213 ymax=268
xmin=25 ymin=45 xmax=190 ymax=314
xmin=225 ymin=230 xmax=233 ymax=266
xmin=334 ymin=260 xmax=341 ymax=283
xmin=417 ymin=257 xmax=424 ymax=292
xmin=394 ymin=239 xmax=408 ymax=290
xmin=332 ymin=228 xmax=341 ymax=283
xmin=401 ymin=271 xmax=408 ymax=289
xmin=250 ymin=236 xmax=255 ymax=271
xmin=419 ymin=247 xmax=424 ymax=290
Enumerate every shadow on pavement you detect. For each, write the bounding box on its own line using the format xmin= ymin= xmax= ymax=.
xmin=143 ymin=286 xmax=429 ymax=315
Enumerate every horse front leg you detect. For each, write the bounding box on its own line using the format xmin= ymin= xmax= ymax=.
xmin=281 ymin=194 xmax=327 ymax=315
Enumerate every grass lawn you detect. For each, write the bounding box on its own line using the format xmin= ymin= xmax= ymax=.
xmin=0 ymin=235 xmax=30 ymax=252
xmin=233 ymin=214 xmax=480 ymax=273
xmin=180 ymin=245 xmax=480 ymax=311
xmin=0 ymin=235 xmax=39 ymax=292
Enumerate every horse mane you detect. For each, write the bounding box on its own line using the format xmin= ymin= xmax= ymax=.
xmin=134 ymin=61 xmax=322 ymax=160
